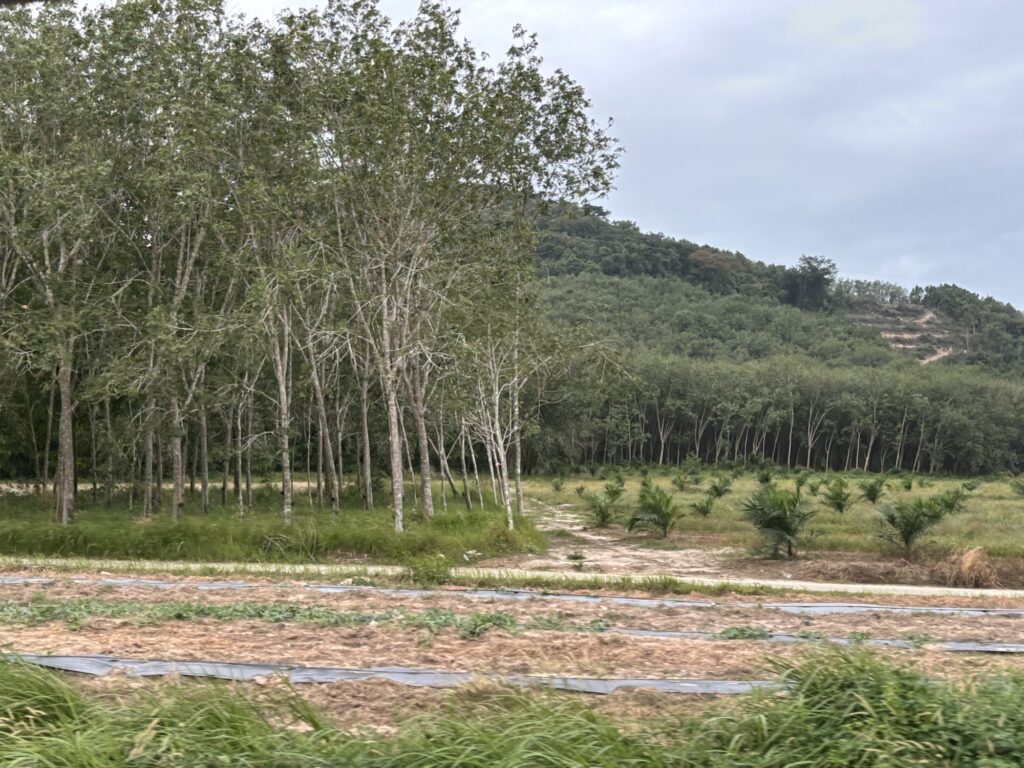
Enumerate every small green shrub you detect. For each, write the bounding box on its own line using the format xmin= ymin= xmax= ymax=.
xmin=720 ymin=626 xmax=772 ymax=640
xmin=403 ymin=553 xmax=451 ymax=586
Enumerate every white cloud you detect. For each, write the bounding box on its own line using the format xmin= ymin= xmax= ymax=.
xmin=790 ymin=0 xmax=922 ymax=49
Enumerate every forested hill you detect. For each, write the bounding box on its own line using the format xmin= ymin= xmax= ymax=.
xmin=529 ymin=206 xmax=1024 ymax=476
xmin=535 ymin=205 xmax=1024 ymax=371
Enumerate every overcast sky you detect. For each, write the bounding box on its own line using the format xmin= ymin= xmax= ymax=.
xmin=229 ymin=1 xmax=1024 ymax=305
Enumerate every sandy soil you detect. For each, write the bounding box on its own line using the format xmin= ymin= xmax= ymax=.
xmin=0 ymin=620 xmax=784 ymax=678
xmin=5 ymin=618 xmax=1024 ymax=683
xmin=486 ymin=502 xmax=734 ymax=577
xmin=2 ymin=578 xmax=1023 ymax=643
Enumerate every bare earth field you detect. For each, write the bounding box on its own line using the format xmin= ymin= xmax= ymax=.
xmin=4 ymin=564 xmax=1024 ymax=729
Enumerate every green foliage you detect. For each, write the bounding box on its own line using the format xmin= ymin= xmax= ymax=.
xmin=707 ymin=476 xmax=733 ymax=499
xmin=6 ymin=653 xmax=1024 ymax=765
xmin=670 ymin=474 xmax=688 ymax=492
xmin=720 ymin=626 xmax=772 ymax=640
xmin=603 ymin=480 xmax=625 ymax=504
xmin=756 ymin=468 xmax=774 ymax=485
xmin=0 ymin=501 xmax=545 ymax=564
xmin=858 ymin=477 xmax=886 ymax=505
xmin=932 ymin=488 xmax=967 ymax=515
xmin=690 ymin=495 xmax=716 ymax=518
xmin=1010 ymin=477 xmax=1024 ymax=496
xmin=627 ymin=479 xmax=679 ymax=537
xmin=794 ymin=472 xmax=810 ymax=493
xmin=821 ymin=478 xmax=852 ymax=514
xmin=580 ymin=478 xmax=624 ymax=528
xmin=742 ymin=485 xmax=815 ymax=558
xmin=580 ymin=492 xmax=616 ymax=528
xmin=403 ymin=554 xmax=451 ymax=586
xmin=877 ymin=496 xmax=950 ymax=558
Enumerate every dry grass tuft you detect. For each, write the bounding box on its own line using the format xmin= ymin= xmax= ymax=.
xmin=934 ymin=547 xmax=999 ymax=589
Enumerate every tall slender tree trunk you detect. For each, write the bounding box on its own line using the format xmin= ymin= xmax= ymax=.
xmin=143 ymin=425 xmax=155 ymax=518
xmin=170 ymin=397 xmax=184 ymax=521
xmin=406 ymin=361 xmax=434 ymax=519
xmin=459 ymin=425 xmax=472 ymax=510
xmin=385 ymin=385 xmax=404 ymax=533
xmin=221 ymin=409 xmax=231 ymax=506
xmin=236 ymin=404 xmax=244 ymax=515
xmin=359 ymin=376 xmax=373 ymax=509
xmin=308 ymin=362 xmax=339 ymax=514
xmin=43 ymin=373 xmax=56 ymax=495
xmin=199 ymin=405 xmax=210 ymax=514
xmin=469 ymin=435 xmax=484 ymax=508
xmin=89 ymin=405 xmax=98 ymax=502
xmin=55 ymin=340 xmax=75 ymax=525
xmin=104 ymin=400 xmax=114 ymax=506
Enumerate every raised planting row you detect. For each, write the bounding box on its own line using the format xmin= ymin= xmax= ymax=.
xmin=4 ymin=573 xmax=1022 ymax=617
xmin=2 ymin=596 xmax=1023 ymax=655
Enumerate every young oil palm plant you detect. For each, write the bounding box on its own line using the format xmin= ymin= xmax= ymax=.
xmin=707 ymin=476 xmax=733 ymax=499
xmin=742 ymin=485 xmax=815 ymax=559
xmin=627 ymin=478 xmax=679 ymax=537
xmin=822 ymin=478 xmax=852 ymax=513
xmin=877 ymin=497 xmax=948 ymax=559
xmin=690 ymin=495 xmax=715 ymax=518
xmin=858 ymin=477 xmax=886 ymax=505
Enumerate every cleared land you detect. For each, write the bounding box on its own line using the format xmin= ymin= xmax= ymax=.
xmin=2 ymin=473 xmax=1024 ymax=763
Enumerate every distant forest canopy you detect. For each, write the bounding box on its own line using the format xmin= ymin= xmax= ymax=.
xmin=528 ymin=205 xmax=1024 ymax=476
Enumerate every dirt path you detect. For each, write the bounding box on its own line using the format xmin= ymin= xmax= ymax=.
xmin=921 ymin=346 xmax=954 ymax=365
xmin=483 ymin=500 xmax=733 ymax=578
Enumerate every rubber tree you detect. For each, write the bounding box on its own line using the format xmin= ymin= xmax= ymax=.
xmin=0 ymin=4 xmax=118 ymax=523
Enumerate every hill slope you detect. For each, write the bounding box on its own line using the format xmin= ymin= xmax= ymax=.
xmin=536 ymin=206 xmax=1022 ymax=372
xmin=528 ymin=206 xmax=1024 ymax=475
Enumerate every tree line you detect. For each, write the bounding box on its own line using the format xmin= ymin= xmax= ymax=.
xmin=532 ymin=352 xmax=1024 ymax=476
xmin=0 ymin=0 xmax=618 ymax=528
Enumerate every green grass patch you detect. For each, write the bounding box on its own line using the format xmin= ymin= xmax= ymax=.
xmin=3 ymin=651 xmax=1024 ymax=765
xmin=526 ymin=471 xmax=1024 ymax=559
xmin=0 ymin=491 xmax=544 ymax=565
xmin=0 ymin=596 xmax=578 ymax=640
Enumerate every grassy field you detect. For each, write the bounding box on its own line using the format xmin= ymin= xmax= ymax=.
xmin=2 ymin=651 xmax=1023 ymax=766
xmin=0 ymin=486 xmax=544 ymax=565
xmin=527 ymin=469 xmax=1024 ymax=559
xmin=0 ymin=468 xmax=1020 ymax=566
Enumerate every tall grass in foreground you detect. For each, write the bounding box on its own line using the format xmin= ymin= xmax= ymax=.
xmin=0 ymin=494 xmax=544 ymax=564
xmin=2 ymin=651 xmax=1024 ymax=766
